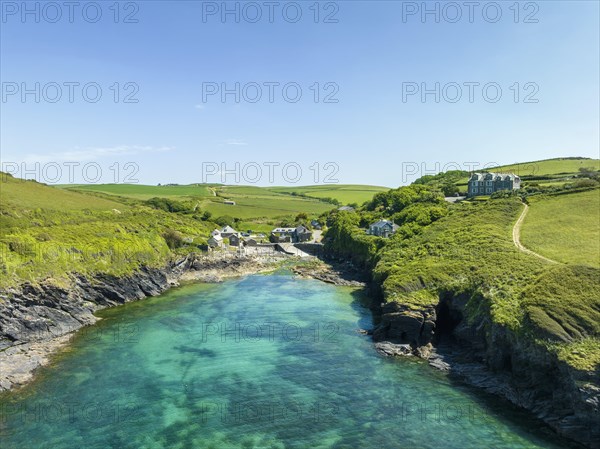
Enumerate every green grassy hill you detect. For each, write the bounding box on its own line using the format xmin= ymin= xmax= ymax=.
xmin=325 ymin=178 xmax=600 ymax=372
xmin=1 ymin=177 xmax=129 ymax=211
xmin=521 ymin=189 xmax=600 ymax=267
xmin=60 ymin=183 xmax=379 ymax=222
xmin=64 ymin=183 xmax=216 ymax=200
xmin=455 ymin=157 xmax=600 ymax=190
xmin=206 ymin=185 xmax=335 ymax=218
xmin=492 ymin=158 xmax=600 ymax=176
xmin=267 ymin=184 xmax=390 ymax=205
xmin=0 ymin=174 xmax=213 ymax=288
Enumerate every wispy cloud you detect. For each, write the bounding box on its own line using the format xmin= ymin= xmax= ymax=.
xmin=222 ymin=139 xmax=248 ymax=146
xmin=14 ymin=145 xmax=174 ymax=164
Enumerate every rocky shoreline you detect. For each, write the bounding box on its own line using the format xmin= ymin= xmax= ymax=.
xmin=293 ymin=259 xmax=598 ymax=447
xmin=2 ymin=253 xmax=597 ymax=447
xmin=0 ymin=255 xmax=368 ymax=393
xmin=0 ymin=253 xmax=286 ymax=392
xmin=291 ymin=260 xmax=368 ymax=287
xmin=371 ymin=296 xmax=599 ymax=448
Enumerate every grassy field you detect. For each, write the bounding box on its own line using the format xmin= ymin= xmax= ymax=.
xmin=61 ymin=183 xmax=348 ymax=220
xmin=2 ymin=177 xmax=129 ymax=211
xmin=209 ymin=185 xmax=334 ymax=219
xmin=521 ymin=190 xmax=600 ymax=267
xmin=267 ymin=184 xmax=390 ymax=205
xmin=62 ymin=183 xmax=215 ymax=200
xmin=455 ymin=157 xmax=600 ymax=189
xmin=491 ymin=158 xmax=600 ymax=177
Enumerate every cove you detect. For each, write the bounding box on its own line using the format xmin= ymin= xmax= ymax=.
xmin=0 ymin=274 xmax=574 ymax=448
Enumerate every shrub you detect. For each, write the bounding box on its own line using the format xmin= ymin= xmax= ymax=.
xmin=572 ymin=179 xmax=599 ymax=189
xmin=214 ymin=215 xmax=235 ymax=227
xmin=162 ymin=229 xmax=185 ymax=249
xmin=145 ymin=197 xmax=189 ymax=213
xmin=36 ymin=232 xmax=52 ymax=242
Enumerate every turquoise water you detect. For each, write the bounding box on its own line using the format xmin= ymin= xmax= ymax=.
xmin=0 ymin=274 xmax=571 ymax=448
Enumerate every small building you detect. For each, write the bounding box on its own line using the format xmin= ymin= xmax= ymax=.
xmin=245 ymin=238 xmax=259 ymax=246
xmin=270 ymin=226 xmax=313 ymax=243
xmin=270 ymin=228 xmax=294 ymax=243
xmin=210 ymin=229 xmax=221 ymax=237
xmin=311 ymin=220 xmax=322 ymax=230
xmin=220 ymin=225 xmax=238 ymax=238
xmin=467 ymin=172 xmax=521 ymax=197
xmin=338 ymin=206 xmax=355 ymax=212
xmin=294 ymin=225 xmax=312 ymax=242
xmin=368 ymin=220 xmax=399 ymax=238
xmin=229 ymin=233 xmax=242 ymax=247
xmin=224 ymin=200 xmax=236 ymax=205
xmin=208 ymin=234 xmax=223 ymax=248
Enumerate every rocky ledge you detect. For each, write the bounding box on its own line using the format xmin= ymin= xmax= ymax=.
xmin=291 ymin=261 xmax=367 ymax=287
xmin=371 ymin=294 xmax=599 ymax=448
xmin=0 ymin=254 xmax=281 ymax=392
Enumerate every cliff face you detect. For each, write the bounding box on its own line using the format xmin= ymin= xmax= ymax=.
xmin=372 ymin=291 xmax=600 ymax=448
xmin=0 ymin=258 xmax=191 ymax=391
xmin=0 ymin=254 xmax=275 ymax=391
xmin=0 ymin=261 xmax=188 ymax=350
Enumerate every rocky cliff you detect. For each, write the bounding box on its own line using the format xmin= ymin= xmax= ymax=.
xmin=372 ymin=291 xmax=599 ymax=448
xmin=0 ymin=254 xmax=277 ymax=391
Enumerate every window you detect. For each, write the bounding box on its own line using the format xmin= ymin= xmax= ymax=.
xmin=473 ymin=188 xmax=478 ymax=193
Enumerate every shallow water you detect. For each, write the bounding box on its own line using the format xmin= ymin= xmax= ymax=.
xmin=0 ymin=274 xmax=571 ymax=448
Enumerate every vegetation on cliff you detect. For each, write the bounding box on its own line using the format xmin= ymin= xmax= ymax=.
xmin=322 ymin=165 xmax=600 ymax=372
xmin=0 ymin=174 xmax=214 ymax=288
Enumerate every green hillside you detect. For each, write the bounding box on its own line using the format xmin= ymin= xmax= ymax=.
xmin=61 ymin=183 xmax=361 ymax=221
xmin=492 ymin=157 xmax=600 ymax=176
xmin=207 ymin=185 xmax=335 ymax=218
xmin=456 ymin=157 xmax=600 ymax=190
xmin=0 ymin=174 xmax=213 ymax=288
xmin=267 ymin=184 xmax=390 ymax=205
xmin=521 ymin=189 xmax=600 ymax=267
xmin=1 ymin=176 xmax=128 ymax=211
xmin=64 ymin=183 xmax=215 ymax=200
xmin=324 ymin=177 xmax=600 ymax=371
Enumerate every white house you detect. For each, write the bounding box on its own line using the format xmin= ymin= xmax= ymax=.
xmin=220 ymin=226 xmax=238 ymax=238
xmin=208 ymin=234 xmax=223 ymax=248
xmin=367 ymin=220 xmax=399 ymax=238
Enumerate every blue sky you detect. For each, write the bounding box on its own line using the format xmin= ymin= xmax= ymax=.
xmin=1 ymin=0 xmax=599 ymax=186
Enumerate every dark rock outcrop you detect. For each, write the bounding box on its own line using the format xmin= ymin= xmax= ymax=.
xmin=0 ymin=254 xmax=273 ymax=391
xmin=0 ymin=265 xmax=182 ymax=352
xmin=372 ymin=292 xmax=599 ymax=448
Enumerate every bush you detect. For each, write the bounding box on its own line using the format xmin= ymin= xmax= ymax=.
xmin=145 ymin=197 xmax=189 ymax=213
xmin=214 ymin=215 xmax=235 ymax=227
xmin=36 ymin=232 xmax=52 ymax=242
xmin=572 ymin=179 xmax=599 ymax=189
xmin=162 ymin=229 xmax=185 ymax=249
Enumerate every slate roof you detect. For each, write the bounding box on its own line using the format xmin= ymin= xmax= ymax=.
xmin=469 ymin=172 xmax=520 ymax=181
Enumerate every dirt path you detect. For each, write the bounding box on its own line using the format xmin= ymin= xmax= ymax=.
xmin=513 ymin=203 xmax=559 ymax=264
